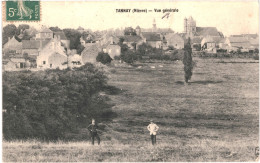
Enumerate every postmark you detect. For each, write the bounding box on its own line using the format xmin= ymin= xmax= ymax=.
xmin=5 ymin=0 xmax=40 ymax=21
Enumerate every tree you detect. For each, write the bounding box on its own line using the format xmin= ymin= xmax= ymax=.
xmin=81 ymin=31 xmax=94 ymax=43
xmin=96 ymin=52 xmax=112 ymax=64
xmin=3 ymin=64 xmax=114 ymax=140
xmin=76 ymin=44 xmax=85 ymax=54
xmin=183 ymin=38 xmax=193 ymax=83
xmin=118 ymin=37 xmax=129 ymax=54
xmin=16 ymin=24 xmax=30 ymax=35
xmin=49 ymin=26 xmax=62 ymax=32
xmin=63 ymin=28 xmax=82 ymax=49
xmin=124 ymin=27 xmax=136 ymax=36
xmin=131 ymin=42 xmax=137 ymax=51
xmin=120 ymin=50 xmax=138 ymax=64
xmin=3 ymin=24 xmax=17 ymax=45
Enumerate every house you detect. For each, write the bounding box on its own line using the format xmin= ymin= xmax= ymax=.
xmin=3 ymin=58 xmax=28 ymax=71
xmin=35 ymin=27 xmax=53 ymax=40
xmin=100 ymin=34 xmax=120 ymax=46
xmin=201 ymin=36 xmax=225 ymax=53
xmin=36 ymin=35 xmax=67 ymax=69
xmin=190 ymin=37 xmax=203 ymax=51
xmin=81 ymin=44 xmax=99 ymax=64
xmin=249 ymin=37 xmax=259 ymax=50
xmin=3 ymin=37 xmax=22 ymax=55
xmin=68 ymin=54 xmax=83 ymax=68
xmin=164 ymin=33 xmax=184 ymax=49
xmin=22 ymin=40 xmax=50 ymax=56
xmin=224 ymin=37 xmax=251 ymax=52
xmin=103 ymin=44 xmax=121 ymax=59
xmin=123 ymin=35 xmax=143 ymax=49
xmin=141 ymin=32 xmax=162 ymax=48
xmin=54 ymin=31 xmax=70 ymax=49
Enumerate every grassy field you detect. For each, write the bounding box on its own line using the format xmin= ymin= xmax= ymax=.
xmin=3 ymin=57 xmax=259 ymax=162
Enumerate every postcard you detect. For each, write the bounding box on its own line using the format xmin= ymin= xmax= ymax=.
xmin=2 ymin=0 xmax=259 ymax=162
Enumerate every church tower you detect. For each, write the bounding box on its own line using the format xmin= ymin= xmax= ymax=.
xmin=152 ymin=18 xmax=157 ymax=32
xmin=187 ymin=16 xmax=196 ymax=34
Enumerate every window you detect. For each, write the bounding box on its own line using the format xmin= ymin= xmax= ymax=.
xmin=43 ymin=61 xmax=46 ymax=64
xmin=50 ymin=64 xmax=52 ymax=68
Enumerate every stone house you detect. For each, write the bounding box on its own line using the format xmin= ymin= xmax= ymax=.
xmin=224 ymin=37 xmax=251 ymax=52
xmin=123 ymin=35 xmax=143 ymax=49
xmin=54 ymin=31 xmax=70 ymax=49
xmin=3 ymin=58 xmax=28 ymax=71
xmin=81 ymin=44 xmax=99 ymax=64
xmin=201 ymin=36 xmax=225 ymax=53
xmin=3 ymin=37 xmax=23 ymax=55
xmin=22 ymin=40 xmax=50 ymax=56
xmin=103 ymin=44 xmax=121 ymax=59
xmin=36 ymin=36 xmax=67 ymax=69
xmin=141 ymin=32 xmax=162 ymax=49
xmin=164 ymin=33 xmax=184 ymax=49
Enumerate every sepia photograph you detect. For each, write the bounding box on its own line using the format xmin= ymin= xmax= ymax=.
xmin=1 ymin=0 xmax=259 ymax=162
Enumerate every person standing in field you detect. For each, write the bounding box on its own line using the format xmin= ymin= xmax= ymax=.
xmin=87 ymin=119 xmax=100 ymax=145
xmin=147 ymin=120 xmax=159 ymax=145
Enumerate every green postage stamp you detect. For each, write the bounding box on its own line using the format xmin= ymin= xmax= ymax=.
xmin=5 ymin=0 xmax=40 ymax=21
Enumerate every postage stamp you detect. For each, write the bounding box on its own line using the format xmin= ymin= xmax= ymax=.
xmin=5 ymin=0 xmax=40 ymax=21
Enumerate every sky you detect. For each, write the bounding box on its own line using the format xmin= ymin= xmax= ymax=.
xmin=2 ymin=1 xmax=259 ymax=36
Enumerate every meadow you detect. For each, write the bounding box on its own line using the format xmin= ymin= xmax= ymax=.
xmin=3 ymin=57 xmax=259 ymax=162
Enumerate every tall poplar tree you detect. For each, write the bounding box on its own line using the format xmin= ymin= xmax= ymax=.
xmin=183 ymin=38 xmax=193 ymax=83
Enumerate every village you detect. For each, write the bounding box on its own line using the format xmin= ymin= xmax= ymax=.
xmin=2 ymin=16 xmax=259 ymax=71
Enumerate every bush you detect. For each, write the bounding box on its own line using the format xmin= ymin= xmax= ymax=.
xmin=3 ymin=63 xmax=115 ymax=140
xmin=253 ymin=53 xmax=259 ymax=60
xmin=96 ymin=52 xmax=112 ymax=64
xmin=120 ymin=50 xmax=138 ymax=64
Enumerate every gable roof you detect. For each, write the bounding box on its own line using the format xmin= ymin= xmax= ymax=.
xmin=3 ymin=37 xmax=22 ymax=50
xmin=165 ymin=33 xmax=184 ymax=42
xmin=142 ymin=32 xmax=161 ymax=41
xmin=82 ymin=44 xmax=99 ymax=54
xmin=228 ymin=37 xmax=249 ymax=43
xmin=22 ymin=40 xmax=50 ymax=49
xmin=202 ymin=36 xmax=225 ymax=44
xmin=123 ymin=35 xmax=142 ymax=42
xmin=249 ymin=38 xmax=259 ymax=46
xmin=242 ymin=34 xmax=258 ymax=39
xmin=54 ymin=32 xmax=68 ymax=40
xmin=81 ymin=44 xmax=99 ymax=63
xmin=106 ymin=44 xmax=121 ymax=49
xmin=39 ymin=27 xmax=53 ymax=33
xmin=196 ymin=27 xmax=223 ymax=37
xmin=191 ymin=37 xmax=203 ymax=44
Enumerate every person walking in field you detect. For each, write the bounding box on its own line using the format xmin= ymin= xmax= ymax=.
xmin=87 ymin=119 xmax=100 ymax=145
xmin=147 ymin=120 xmax=159 ymax=145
